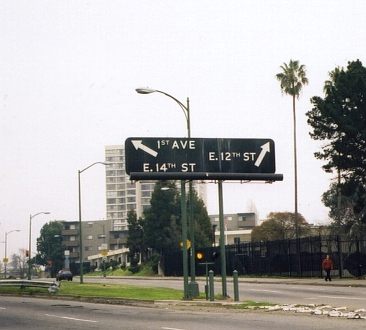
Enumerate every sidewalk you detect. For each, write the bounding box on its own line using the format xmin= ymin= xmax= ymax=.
xmin=236 ymin=276 xmax=366 ymax=287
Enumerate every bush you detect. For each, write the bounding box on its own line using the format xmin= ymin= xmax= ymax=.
xmin=128 ymin=264 xmax=140 ymax=273
xmin=110 ymin=260 xmax=118 ymax=270
xmin=145 ymin=254 xmax=161 ymax=274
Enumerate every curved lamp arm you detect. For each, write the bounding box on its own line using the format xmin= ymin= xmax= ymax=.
xmin=136 ymin=88 xmax=190 ymax=137
xmin=79 ymin=162 xmax=110 ymax=174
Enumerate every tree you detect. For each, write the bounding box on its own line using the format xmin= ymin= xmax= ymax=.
xmin=10 ymin=249 xmax=28 ymax=278
xmin=276 ymin=60 xmax=308 ymax=239
xmin=35 ymin=221 xmax=63 ymax=276
xmin=141 ymin=180 xmax=213 ymax=275
xmin=189 ymin=189 xmax=213 ymax=248
xmin=307 ymin=60 xmax=366 ymax=231
xmin=126 ymin=209 xmax=144 ymax=272
xmin=322 ymin=180 xmax=366 ymax=238
xmin=251 ymin=212 xmax=310 ymax=242
xmin=143 ymin=181 xmax=181 ymax=254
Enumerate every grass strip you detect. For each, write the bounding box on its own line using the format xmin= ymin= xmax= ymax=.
xmin=0 ymin=283 xmax=273 ymax=308
xmin=0 ymin=282 xmax=183 ymax=300
xmin=58 ymin=282 xmax=184 ymax=300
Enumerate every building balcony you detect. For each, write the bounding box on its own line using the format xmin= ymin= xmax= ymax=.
xmin=69 ymin=252 xmax=79 ymax=259
xmin=63 ymin=241 xmax=80 ymax=247
xmin=109 ymin=237 xmax=127 ymax=245
xmin=62 ymin=229 xmax=79 ymax=236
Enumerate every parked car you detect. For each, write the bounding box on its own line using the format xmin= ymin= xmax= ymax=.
xmin=56 ymin=270 xmax=73 ymax=281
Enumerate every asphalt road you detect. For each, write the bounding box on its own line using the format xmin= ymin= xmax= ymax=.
xmin=0 ymin=296 xmax=364 ymax=330
xmin=83 ymin=276 xmax=366 ymax=310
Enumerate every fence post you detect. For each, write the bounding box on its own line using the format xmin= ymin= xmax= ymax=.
xmin=233 ymin=270 xmax=239 ymax=302
xmin=319 ymin=234 xmax=323 ymax=277
xmin=287 ymin=239 xmax=291 ymax=277
xmin=209 ymin=270 xmax=215 ymax=301
xmin=309 ymin=236 xmax=313 ymax=277
xmin=336 ymin=235 xmax=343 ymax=278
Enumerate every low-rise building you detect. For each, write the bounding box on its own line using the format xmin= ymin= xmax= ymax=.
xmin=60 ymin=219 xmax=130 ymax=271
xmin=209 ymin=212 xmax=257 ymax=245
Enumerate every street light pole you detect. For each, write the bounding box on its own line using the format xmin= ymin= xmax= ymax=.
xmin=78 ymin=161 xmax=109 ymax=284
xmin=136 ymin=88 xmax=198 ymax=298
xmin=28 ymin=212 xmax=50 ymax=280
xmin=4 ymin=230 xmax=20 ymax=279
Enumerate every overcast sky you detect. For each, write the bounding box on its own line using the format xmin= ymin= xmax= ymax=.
xmin=1 ymin=1 xmax=366 ymax=258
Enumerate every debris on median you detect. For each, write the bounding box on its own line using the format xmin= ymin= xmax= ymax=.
xmin=263 ymin=304 xmax=366 ymax=320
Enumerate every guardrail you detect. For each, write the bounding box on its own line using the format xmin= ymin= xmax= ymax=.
xmin=0 ymin=279 xmax=60 ymax=293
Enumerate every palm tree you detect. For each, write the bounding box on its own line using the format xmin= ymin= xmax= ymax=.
xmin=276 ymin=60 xmax=308 ymax=242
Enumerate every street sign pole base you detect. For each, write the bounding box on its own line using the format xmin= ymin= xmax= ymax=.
xmin=188 ymin=281 xmax=199 ymax=298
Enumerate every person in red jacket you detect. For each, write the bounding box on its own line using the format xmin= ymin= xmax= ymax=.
xmin=322 ymin=254 xmax=334 ymax=281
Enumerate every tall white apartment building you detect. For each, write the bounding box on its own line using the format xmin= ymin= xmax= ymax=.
xmin=105 ymin=145 xmax=207 ymax=231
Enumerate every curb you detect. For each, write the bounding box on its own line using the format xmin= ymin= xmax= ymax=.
xmin=85 ymin=276 xmax=366 ymax=288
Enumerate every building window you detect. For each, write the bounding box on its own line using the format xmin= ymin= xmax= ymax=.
xmin=127 ymin=189 xmax=135 ymax=196
xmin=87 ymin=235 xmax=93 ymax=240
xmin=70 ymin=236 xmax=76 ymax=241
xmin=85 ymin=246 xmax=93 ymax=251
xmin=234 ymin=237 xmax=241 ymax=245
xmin=141 ymin=197 xmax=151 ymax=205
xmin=141 ymin=191 xmax=152 ymax=197
xmin=127 ymin=204 xmax=136 ymax=210
xmin=141 ymin=183 xmax=155 ymax=190
xmin=70 ymin=224 xmax=76 ymax=230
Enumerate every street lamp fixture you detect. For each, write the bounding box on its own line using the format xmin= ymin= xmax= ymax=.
xmin=28 ymin=212 xmax=50 ymax=280
xmin=78 ymin=161 xmax=110 ymax=284
xmin=136 ymin=87 xmax=198 ymax=299
xmin=4 ymin=229 xmax=20 ymax=279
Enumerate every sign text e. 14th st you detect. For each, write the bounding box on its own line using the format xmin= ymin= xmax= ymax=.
xmin=125 ymin=137 xmax=276 ymax=175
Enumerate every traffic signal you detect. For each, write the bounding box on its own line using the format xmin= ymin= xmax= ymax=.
xmin=196 ymin=251 xmax=205 ymax=262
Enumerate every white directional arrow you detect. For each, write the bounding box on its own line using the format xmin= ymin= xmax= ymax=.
xmin=254 ymin=142 xmax=270 ymax=167
xmin=131 ymin=140 xmax=158 ymax=157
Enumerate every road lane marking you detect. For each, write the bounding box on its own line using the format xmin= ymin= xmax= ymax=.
xmin=161 ymin=327 xmax=186 ymax=330
xmin=0 ymin=307 xmax=6 ymax=310
xmin=249 ymin=289 xmax=281 ymax=293
xmin=45 ymin=314 xmax=98 ymax=323
xmin=305 ymin=295 xmax=366 ymax=301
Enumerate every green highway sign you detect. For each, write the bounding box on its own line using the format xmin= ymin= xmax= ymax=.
xmin=125 ymin=137 xmax=282 ymax=181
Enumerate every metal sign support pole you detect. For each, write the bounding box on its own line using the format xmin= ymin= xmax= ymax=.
xmin=218 ymin=180 xmax=227 ymax=297
xmin=180 ymin=180 xmax=189 ymax=299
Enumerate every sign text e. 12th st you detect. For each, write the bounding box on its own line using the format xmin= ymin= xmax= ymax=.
xmin=125 ymin=137 xmax=276 ymax=177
